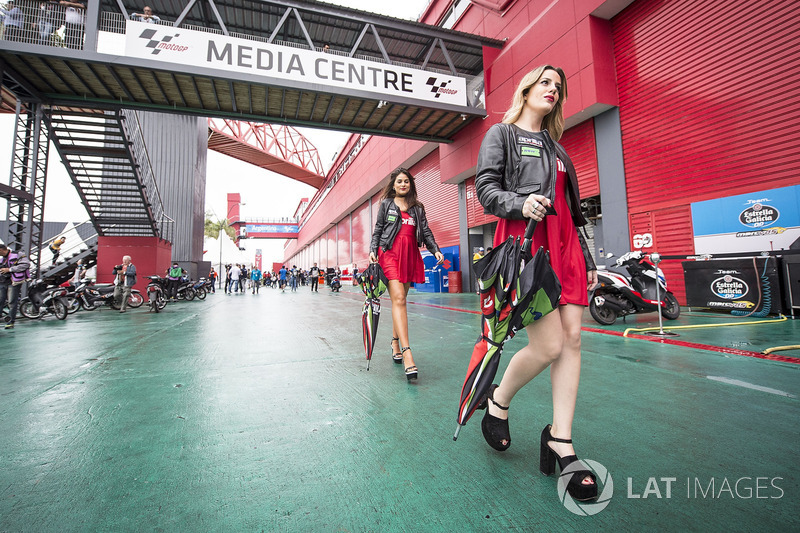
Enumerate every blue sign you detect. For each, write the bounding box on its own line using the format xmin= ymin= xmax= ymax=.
xmin=690 ymin=185 xmax=800 ymax=254
xmin=245 ymin=224 xmax=298 ymax=234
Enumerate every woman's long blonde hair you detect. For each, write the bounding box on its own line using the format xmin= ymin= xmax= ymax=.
xmin=501 ymin=65 xmax=567 ymax=141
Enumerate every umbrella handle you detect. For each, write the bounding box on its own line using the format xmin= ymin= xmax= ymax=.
xmin=520 ymin=218 xmax=538 ymax=257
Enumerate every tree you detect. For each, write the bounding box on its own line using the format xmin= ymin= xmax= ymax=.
xmin=204 ymin=212 xmax=236 ymax=241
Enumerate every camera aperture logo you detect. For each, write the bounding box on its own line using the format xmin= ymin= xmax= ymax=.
xmin=558 ymin=459 xmax=613 ymax=516
xmin=139 ymin=29 xmax=190 ymax=55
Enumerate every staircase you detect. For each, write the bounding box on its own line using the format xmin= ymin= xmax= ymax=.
xmin=45 ymin=108 xmax=171 ymax=241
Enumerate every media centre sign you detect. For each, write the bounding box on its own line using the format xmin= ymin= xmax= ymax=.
xmin=125 ymin=21 xmax=468 ymax=107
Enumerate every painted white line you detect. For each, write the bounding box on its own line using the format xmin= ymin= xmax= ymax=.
xmin=706 ymin=376 xmax=796 ymax=398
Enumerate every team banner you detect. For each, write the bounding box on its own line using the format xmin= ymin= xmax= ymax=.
xmin=124 ymin=21 xmax=468 ymax=107
xmin=682 ymin=258 xmax=780 ymax=313
xmin=690 ymin=184 xmax=800 ymax=254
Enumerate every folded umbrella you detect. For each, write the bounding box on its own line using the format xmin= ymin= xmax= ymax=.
xmin=356 ymin=262 xmax=389 ymax=370
xmin=454 ymin=219 xmax=561 ymax=440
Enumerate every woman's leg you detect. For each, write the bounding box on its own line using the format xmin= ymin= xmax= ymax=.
xmin=486 ymin=308 xmax=564 ymax=430
xmin=548 ymin=305 xmax=590 ymax=469
xmin=388 ymin=280 xmax=415 ymax=367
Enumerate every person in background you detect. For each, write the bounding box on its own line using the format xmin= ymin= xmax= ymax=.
xmin=475 ymin=64 xmax=598 ymax=501
xmin=49 ymin=236 xmax=66 ymax=265
xmin=290 ymin=265 xmax=299 ymax=292
xmin=70 ymin=259 xmax=85 ymax=285
xmin=35 ymin=1 xmax=58 ymax=46
xmin=239 ymin=264 xmax=247 ymax=293
xmin=166 ymin=262 xmax=182 ymax=301
xmin=0 ymin=242 xmax=30 ymax=330
xmin=278 ymin=265 xmax=287 ymax=292
xmin=131 ymin=5 xmax=160 ymax=23
xmin=473 ymin=246 xmax=485 ymax=262
xmin=59 ymin=1 xmax=84 ymax=49
xmin=1 ymin=1 xmax=24 ymax=42
xmin=250 ymin=265 xmax=261 ymax=294
xmin=369 ymin=167 xmax=443 ymax=381
xmin=208 ymin=267 xmax=217 ymax=293
xmin=112 ymin=255 xmax=137 ymax=313
xmin=229 ymin=263 xmax=240 ymax=293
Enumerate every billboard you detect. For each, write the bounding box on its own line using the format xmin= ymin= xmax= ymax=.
xmin=690 ymin=185 xmax=800 ymax=254
xmin=124 ymin=21 xmax=468 ymax=107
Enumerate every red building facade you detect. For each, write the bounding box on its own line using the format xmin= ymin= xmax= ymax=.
xmin=284 ymin=0 xmax=800 ymax=303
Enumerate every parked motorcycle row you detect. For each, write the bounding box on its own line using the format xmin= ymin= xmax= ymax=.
xmin=2 ymin=276 xmax=216 ymax=323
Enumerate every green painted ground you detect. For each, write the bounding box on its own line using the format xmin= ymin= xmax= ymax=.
xmin=1 ymin=284 xmax=798 ymax=532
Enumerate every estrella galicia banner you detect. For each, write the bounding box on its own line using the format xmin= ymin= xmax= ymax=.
xmin=682 ymin=258 xmax=780 ymax=313
xmin=690 ymin=185 xmax=800 ymax=254
xmin=124 ymin=21 xmax=468 ymax=107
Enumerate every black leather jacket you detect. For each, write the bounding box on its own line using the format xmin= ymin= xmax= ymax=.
xmin=370 ymin=198 xmax=441 ymax=256
xmin=476 ymin=123 xmax=596 ymax=271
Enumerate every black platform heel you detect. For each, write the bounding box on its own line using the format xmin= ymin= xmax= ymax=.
xmin=401 ymin=346 xmax=418 ymax=380
xmin=481 ymin=384 xmax=510 ymax=451
xmin=391 ymin=337 xmax=402 ymax=363
xmin=539 ymin=424 xmax=598 ymax=501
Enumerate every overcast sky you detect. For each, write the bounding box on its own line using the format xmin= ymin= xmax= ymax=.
xmin=0 ymin=0 xmax=433 ymax=263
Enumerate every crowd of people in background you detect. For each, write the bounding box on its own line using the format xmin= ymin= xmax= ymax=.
xmin=220 ymin=263 xmax=356 ymax=294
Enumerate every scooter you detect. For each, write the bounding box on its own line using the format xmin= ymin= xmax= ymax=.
xmin=330 ymin=274 xmax=341 ymax=292
xmin=176 ymin=278 xmax=197 ymax=301
xmin=74 ymin=279 xmax=144 ymax=310
xmin=19 ymin=279 xmax=69 ymax=320
xmin=145 ymin=276 xmax=168 ymax=312
xmin=589 ymin=251 xmax=680 ymax=325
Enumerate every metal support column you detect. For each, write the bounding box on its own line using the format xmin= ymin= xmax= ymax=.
xmin=5 ymin=101 xmax=50 ymax=274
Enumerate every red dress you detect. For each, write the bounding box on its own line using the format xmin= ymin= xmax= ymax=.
xmin=493 ymin=158 xmax=588 ymax=306
xmin=379 ymin=211 xmax=426 ymax=284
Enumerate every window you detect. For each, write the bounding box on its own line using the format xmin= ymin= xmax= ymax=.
xmin=441 ymin=0 xmax=469 ymax=29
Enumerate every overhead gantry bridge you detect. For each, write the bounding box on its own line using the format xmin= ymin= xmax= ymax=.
xmin=0 ymin=0 xmax=503 ymax=271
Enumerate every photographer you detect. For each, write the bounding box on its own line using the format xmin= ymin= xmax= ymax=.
xmin=112 ymin=256 xmax=137 ymax=313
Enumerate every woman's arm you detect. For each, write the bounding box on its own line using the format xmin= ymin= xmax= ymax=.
xmin=475 ymin=125 xmax=526 ymax=220
xmin=417 ymin=205 xmax=441 ymax=258
xmin=369 ymin=200 xmax=387 ymax=259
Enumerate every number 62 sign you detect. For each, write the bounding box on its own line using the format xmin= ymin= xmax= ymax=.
xmin=633 ymin=233 xmax=653 ymax=249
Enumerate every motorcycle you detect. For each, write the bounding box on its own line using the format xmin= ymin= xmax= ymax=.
xmin=329 ymin=274 xmax=341 ymax=292
xmin=192 ymin=278 xmax=210 ymax=300
xmin=589 ymin=251 xmax=680 ymax=325
xmin=19 ymin=279 xmax=69 ymax=320
xmin=176 ymin=278 xmax=197 ymax=301
xmin=145 ymin=276 xmax=168 ymax=312
xmin=73 ymin=280 xmax=144 ymax=311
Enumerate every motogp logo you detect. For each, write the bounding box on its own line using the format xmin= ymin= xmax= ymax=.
xmin=711 ymin=275 xmax=748 ymax=300
xmin=139 ymin=29 xmax=190 ymax=55
xmin=426 ymin=77 xmax=459 ymax=98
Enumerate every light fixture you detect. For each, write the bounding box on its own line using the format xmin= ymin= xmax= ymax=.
xmin=377 ymin=100 xmax=386 ymax=109
xmin=461 ymin=114 xmax=467 ymax=121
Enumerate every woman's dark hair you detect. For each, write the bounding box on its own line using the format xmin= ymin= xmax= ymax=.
xmin=381 ymin=167 xmax=421 ymax=209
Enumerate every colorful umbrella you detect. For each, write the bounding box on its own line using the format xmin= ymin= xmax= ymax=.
xmin=357 ymin=262 xmax=389 ymax=370
xmin=453 ymin=219 xmax=561 ymax=440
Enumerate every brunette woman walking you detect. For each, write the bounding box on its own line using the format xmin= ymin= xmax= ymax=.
xmin=369 ymin=168 xmax=443 ymax=381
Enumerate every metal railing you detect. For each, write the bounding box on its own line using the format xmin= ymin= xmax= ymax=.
xmin=0 ymin=0 xmax=86 ymax=50
xmin=119 ymin=109 xmax=172 ymax=242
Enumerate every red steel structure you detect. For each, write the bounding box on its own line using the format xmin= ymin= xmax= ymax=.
xmin=207 ymin=119 xmax=326 ymax=189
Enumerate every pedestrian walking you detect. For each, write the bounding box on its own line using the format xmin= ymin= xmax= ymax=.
xmin=369 ymin=167 xmax=443 ymax=381
xmin=474 ymin=64 xmax=598 ymax=501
